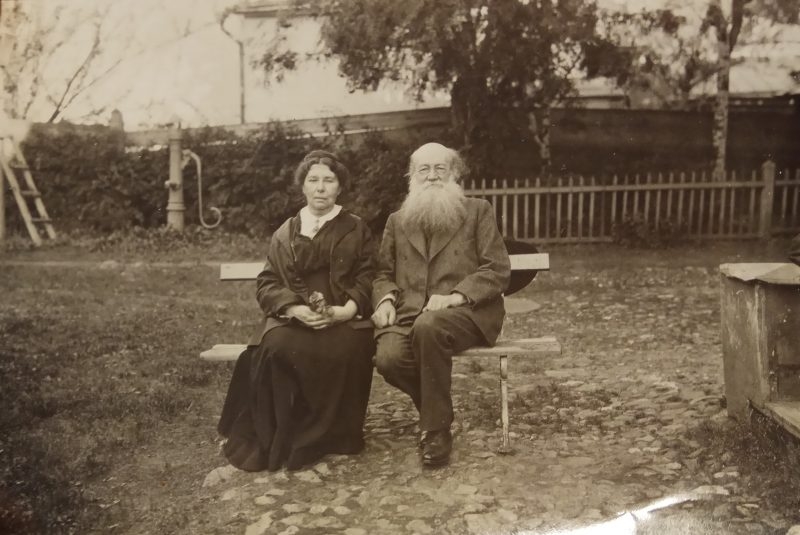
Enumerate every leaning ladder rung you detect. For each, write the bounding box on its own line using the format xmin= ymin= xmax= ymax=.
xmin=2 ymin=138 xmax=56 ymax=245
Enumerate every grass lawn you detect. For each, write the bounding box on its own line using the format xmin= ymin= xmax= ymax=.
xmin=1 ymin=232 xmax=798 ymax=534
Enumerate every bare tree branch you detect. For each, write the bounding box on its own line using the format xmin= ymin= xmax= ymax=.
xmin=46 ymin=18 xmax=103 ymax=122
xmin=9 ymin=1 xmax=219 ymax=122
xmin=729 ymin=0 xmax=752 ymax=49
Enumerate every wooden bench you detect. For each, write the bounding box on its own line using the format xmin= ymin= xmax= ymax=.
xmin=201 ymin=251 xmax=561 ymax=453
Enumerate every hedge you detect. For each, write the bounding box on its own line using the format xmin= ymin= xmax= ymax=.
xmin=10 ymin=121 xmax=432 ymax=236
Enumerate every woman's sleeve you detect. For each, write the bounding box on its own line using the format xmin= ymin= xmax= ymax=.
xmin=255 ymin=241 xmax=304 ymax=317
xmin=342 ymin=222 xmax=376 ymax=316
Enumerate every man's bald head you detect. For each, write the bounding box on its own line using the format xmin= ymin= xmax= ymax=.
xmin=408 ymin=142 xmax=466 ymax=183
xmin=410 ymin=142 xmax=450 ymax=164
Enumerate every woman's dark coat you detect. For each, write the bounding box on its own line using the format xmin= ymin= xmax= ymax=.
xmin=248 ymin=209 xmax=374 ymax=345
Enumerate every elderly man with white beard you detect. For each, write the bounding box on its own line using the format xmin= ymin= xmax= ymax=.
xmin=371 ymin=142 xmax=511 ymax=467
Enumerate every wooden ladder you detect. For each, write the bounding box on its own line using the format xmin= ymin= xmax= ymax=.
xmin=0 ymin=137 xmax=56 ymax=246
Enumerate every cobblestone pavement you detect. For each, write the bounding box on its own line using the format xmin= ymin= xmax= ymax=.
xmin=193 ymin=263 xmax=798 ymax=535
xmin=5 ymin=244 xmax=798 ymax=534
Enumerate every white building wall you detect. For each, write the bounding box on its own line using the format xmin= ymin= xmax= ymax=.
xmin=239 ymin=15 xmax=447 ymax=122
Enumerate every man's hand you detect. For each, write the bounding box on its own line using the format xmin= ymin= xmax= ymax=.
xmin=423 ymin=293 xmax=466 ymax=312
xmin=371 ymin=299 xmax=396 ymax=328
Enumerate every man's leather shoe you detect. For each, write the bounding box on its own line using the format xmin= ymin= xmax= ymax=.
xmin=418 ymin=431 xmax=431 ymax=449
xmin=421 ymin=429 xmax=452 ymax=467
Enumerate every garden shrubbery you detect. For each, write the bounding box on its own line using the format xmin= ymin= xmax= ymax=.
xmin=13 ymin=121 xmax=703 ymax=248
xmin=19 ymin=123 xmax=167 ymax=234
xmin=13 ymin=121 xmax=427 ymax=238
xmin=611 ymin=213 xmax=689 ymax=248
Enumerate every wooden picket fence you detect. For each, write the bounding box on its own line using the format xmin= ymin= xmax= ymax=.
xmin=464 ymin=162 xmax=800 ymax=243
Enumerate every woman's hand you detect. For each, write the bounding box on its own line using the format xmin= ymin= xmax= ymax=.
xmin=316 ymin=299 xmax=357 ymax=328
xmin=284 ymin=305 xmax=329 ymax=329
xmin=327 ymin=301 xmax=357 ymax=324
xmin=286 ymin=300 xmax=357 ymax=329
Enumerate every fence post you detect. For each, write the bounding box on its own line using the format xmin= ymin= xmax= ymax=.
xmin=0 ymin=161 xmax=5 ymax=242
xmin=166 ymin=123 xmax=185 ymax=232
xmin=759 ymin=160 xmax=775 ymax=238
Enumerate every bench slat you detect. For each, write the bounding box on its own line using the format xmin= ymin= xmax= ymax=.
xmin=201 ymin=344 xmax=248 ymax=361
xmin=460 ymin=337 xmax=561 ymax=356
xmin=220 ymin=263 xmax=263 ymax=281
xmin=219 ymin=253 xmax=550 ymax=281
xmin=200 ymin=336 xmax=561 ymax=362
xmin=510 ymin=253 xmax=549 ymax=271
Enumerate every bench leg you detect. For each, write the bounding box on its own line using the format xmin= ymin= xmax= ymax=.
xmin=498 ymin=354 xmax=512 ymax=454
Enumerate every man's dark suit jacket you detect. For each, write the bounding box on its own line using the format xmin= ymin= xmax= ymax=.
xmin=372 ymin=197 xmax=511 ymax=345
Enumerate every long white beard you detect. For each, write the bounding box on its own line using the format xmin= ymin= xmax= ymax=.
xmin=400 ymin=179 xmax=466 ymax=234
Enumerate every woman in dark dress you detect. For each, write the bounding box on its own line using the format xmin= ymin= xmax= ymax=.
xmin=218 ymin=150 xmax=375 ymax=472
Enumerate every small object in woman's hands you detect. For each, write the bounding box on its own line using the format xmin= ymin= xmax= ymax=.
xmin=309 ymin=291 xmax=332 ymax=316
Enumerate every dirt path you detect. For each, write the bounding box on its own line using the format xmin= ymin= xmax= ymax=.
xmin=192 ymin=377 xmax=735 ymax=535
xmin=127 ymin=262 xmax=795 ymax=534
xmin=4 ymin=241 xmax=799 ymax=534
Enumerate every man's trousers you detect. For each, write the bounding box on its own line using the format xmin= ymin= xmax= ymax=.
xmin=374 ymin=307 xmax=485 ymax=431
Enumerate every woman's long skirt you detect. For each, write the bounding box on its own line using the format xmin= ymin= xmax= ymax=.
xmin=217 ymin=323 xmax=374 ymax=472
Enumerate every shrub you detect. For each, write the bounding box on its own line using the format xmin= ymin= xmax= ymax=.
xmin=18 ymin=123 xmax=166 ymax=233
xmin=611 ymin=213 xmax=689 ymax=248
xmin=14 ymin=121 xmax=429 ymax=237
xmin=180 ymin=123 xmax=312 ymax=235
xmin=334 ymin=131 xmax=418 ymax=232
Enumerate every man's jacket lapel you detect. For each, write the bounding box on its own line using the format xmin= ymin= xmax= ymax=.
xmin=428 ymin=216 xmax=462 ymax=261
xmin=399 ymin=218 xmax=427 ymax=259
xmin=399 ymin=211 xmax=466 ymax=261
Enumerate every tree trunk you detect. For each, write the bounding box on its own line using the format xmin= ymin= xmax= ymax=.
xmin=0 ymin=0 xmax=20 ymax=118
xmin=450 ymin=73 xmax=494 ymax=177
xmin=528 ymin=108 xmax=552 ymax=176
xmin=450 ymin=76 xmax=473 ymax=149
xmin=710 ymin=0 xmax=749 ymax=181
xmin=713 ymin=38 xmax=730 ymax=181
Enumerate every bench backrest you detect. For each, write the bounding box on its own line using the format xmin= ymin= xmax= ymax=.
xmin=220 ymin=254 xmax=548 ymax=280
xmin=218 ymin=252 xmax=549 ymax=296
